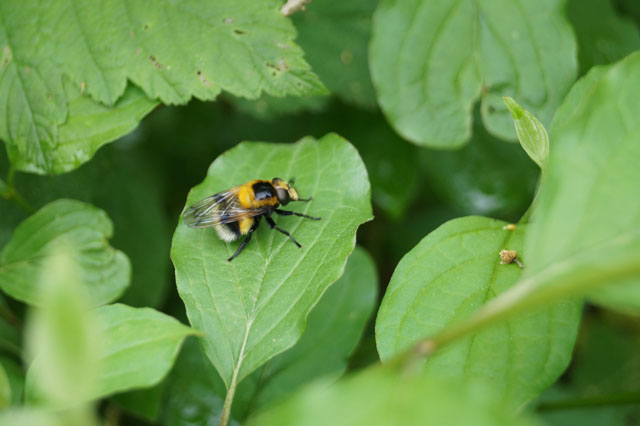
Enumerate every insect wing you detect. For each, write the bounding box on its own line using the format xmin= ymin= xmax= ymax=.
xmin=182 ymin=188 xmax=265 ymax=228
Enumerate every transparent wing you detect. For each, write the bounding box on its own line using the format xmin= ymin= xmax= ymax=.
xmin=182 ymin=188 xmax=266 ymax=228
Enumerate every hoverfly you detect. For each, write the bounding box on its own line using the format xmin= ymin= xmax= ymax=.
xmin=183 ymin=178 xmax=320 ymax=261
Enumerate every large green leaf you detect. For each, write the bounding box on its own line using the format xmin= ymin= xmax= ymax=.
xmin=163 ymin=246 xmax=377 ymax=425
xmin=246 ymin=367 xmax=540 ymax=426
xmin=293 ymin=0 xmax=378 ymax=108
xmin=524 ymin=51 xmax=640 ymax=313
xmin=370 ymin=0 xmax=577 ymax=148
xmin=0 ymin=0 xmax=324 ymax=174
xmin=376 ymin=216 xmax=581 ymax=404
xmin=171 ymin=134 xmax=372 ymax=389
xmin=567 ymin=0 xmax=640 ymax=76
xmin=0 ymin=199 xmax=130 ymax=306
xmin=26 ymin=304 xmax=195 ymax=403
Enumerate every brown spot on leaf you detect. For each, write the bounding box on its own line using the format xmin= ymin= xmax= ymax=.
xmin=233 ymin=29 xmax=247 ymax=35
xmin=149 ymin=55 xmax=163 ymax=70
xmin=197 ymin=70 xmax=211 ymax=87
xmin=340 ymin=49 xmax=353 ymax=65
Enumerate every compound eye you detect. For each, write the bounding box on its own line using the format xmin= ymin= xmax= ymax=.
xmin=276 ymin=187 xmax=290 ymax=205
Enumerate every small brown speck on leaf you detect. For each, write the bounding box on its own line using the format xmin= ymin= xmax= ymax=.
xmin=197 ymin=70 xmax=211 ymax=87
xmin=149 ymin=55 xmax=163 ymax=70
xmin=499 ymin=249 xmax=524 ymax=269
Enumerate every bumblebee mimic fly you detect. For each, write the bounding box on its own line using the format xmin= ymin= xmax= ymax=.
xmin=183 ymin=178 xmax=321 ymax=261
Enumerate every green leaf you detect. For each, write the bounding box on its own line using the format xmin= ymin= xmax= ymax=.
xmin=246 ymin=367 xmax=540 ymax=426
xmin=0 ymin=356 xmax=23 ymax=405
xmin=420 ymin=113 xmax=539 ymax=219
xmin=0 ymin=199 xmax=130 ymax=306
xmin=376 ymin=216 xmax=581 ymax=404
xmin=24 ymin=247 xmax=101 ymax=408
xmin=0 ymin=0 xmax=325 ymax=175
xmin=524 ymin=51 xmax=640 ymax=313
xmin=163 ymin=246 xmax=377 ymax=425
xmin=0 ymin=362 xmax=10 ymax=408
xmin=293 ymin=0 xmax=378 ymax=107
xmin=112 ymin=384 xmax=166 ymax=423
xmin=27 ymin=304 xmax=195 ymax=403
xmin=234 ymin=246 xmax=378 ymax=420
xmin=0 ymin=315 xmax=19 ymax=357
xmin=0 ymin=144 xmax=171 ymax=308
xmin=41 ymin=83 xmax=157 ymax=175
xmin=171 ymin=133 xmax=372 ymax=389
xmin=503 ymin=97 xmax=549 ymax=169
xmin=370 ymin=0 xmax=577 ymax=148
xmin=90 ymin=304 xmax=195 ymax=400
xmin=567 ymin=0 xmax=640 ymax=75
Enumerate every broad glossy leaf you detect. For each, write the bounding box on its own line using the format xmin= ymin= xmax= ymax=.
xmin=24 ymin=248 xmax=100 ymax=408
xmin=524 ymin=51 xmax=640 ymax=313
xmin=293 ymin=0 xmax=378 ymax=107
xmin=163 ymin=246 xmax=377 ymax=425
xmin=370 ymin=0 xmax=577 ymax=147
xmin=420 ymin=113 xmax=538 ymax=219
xmin=0 ymin=144 xmax=170 ymax=308
xmin=27 ymin=304 xmax=195 ymax=403
xmin=0 ymin=199 xmax=130 ymax=306
xmin=567 ymin=0 xmax=640 ymax=75
xmin=247 ymin=367 xmax=540 ymax=426
xmin=171 ymin=134 xmax=372 ymax=387
xmin=376 ymin=216 xmax=581 ymax=404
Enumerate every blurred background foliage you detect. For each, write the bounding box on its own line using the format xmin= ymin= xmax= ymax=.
xmin=1 ymin=0 xmax=640 ymax=424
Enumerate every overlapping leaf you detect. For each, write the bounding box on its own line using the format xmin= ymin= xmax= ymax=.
xmin=0 ymin=199 xmax=130 ymax=306
xmin=0 ymin=0 xmax=325 ymax=174
xmin=171 ymin=134 xmax=372 ymax=388
xmin=163 ymin=246 xmax=378 ymax=424
xmin=370 ymin=0 xmax=577 ymax=147
xmin=376 ymin=216 xmax=580 ymax=404
xmin=524 ymin=52 xmax=640 ymax=313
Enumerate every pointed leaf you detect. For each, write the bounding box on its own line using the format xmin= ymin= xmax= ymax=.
xmin=246 ymin=367 xmax=541 ymax=426
xmin=171 ymin=134 xmax=372 ymax=387
xmin=0 ymin=199 xmax=130 ymax=306
xmin=503 ymin=96 xmax=549 ymax=169
xmin=376 ymin=216 xmax=581 ymax=404
xmin=370 ymin=0 xmax=577 ymax=147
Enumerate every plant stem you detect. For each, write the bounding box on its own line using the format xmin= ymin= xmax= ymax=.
xmin=537 ymin=390 xmax=640 ymax=411
xmin=2 ymin=167 xmax=34 ymax=214
xmin=220 ymin=321 xmax=252 ymax=426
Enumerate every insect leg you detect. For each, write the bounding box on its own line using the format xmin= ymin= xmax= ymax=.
xmin=227 ymin=221 xmax=260 ymax=262
xmin=296 ymin=197 xmax=312 ymax=202
xmin=265 ymin=216 xmax=302 ymax=248
xmin=275 ymin=208 xmax=321 ymax=221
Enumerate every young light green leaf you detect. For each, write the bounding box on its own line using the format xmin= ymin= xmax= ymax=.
xmin=171 ymin=134 xmax=372 ymax=390
xmin=376 ymin=216 xmax=580 ymax=404
xmin=163 ymin=246 xmax=378 ymax=425
xmin=24 ymin=247 xmax=100 ymax=408
xmin=0 ymin=199 xmax=130 ymax=306
xmin=293 ymin=0 xmax=378 ymax=108
xmin=567 ymin=0 xmax=640 ymax=75
xmin=370 ymin=0 xmax=577 ymax=148
xmin=503 ymin=97 xmax=549 ymax=169
xmin=524 ymin=51 xmax=640 ymax=313
xmin=246 ymin=367 xmax=541 ymax=426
